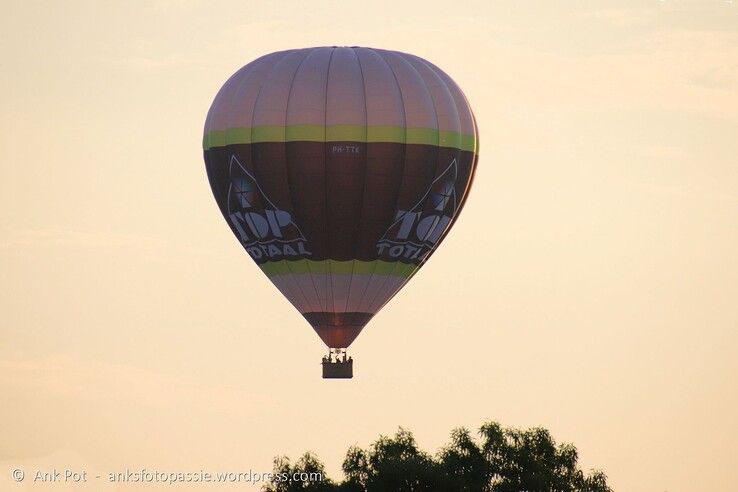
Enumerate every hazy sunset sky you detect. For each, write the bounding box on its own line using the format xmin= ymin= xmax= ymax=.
xmin=2 ymin=1 xmax=737 ymax=491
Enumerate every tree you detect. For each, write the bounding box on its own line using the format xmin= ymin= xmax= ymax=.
xmin=264 ymin=421 xmax=612 ymax=492
xmin=266 ymin=452 xmax=336 ymax=492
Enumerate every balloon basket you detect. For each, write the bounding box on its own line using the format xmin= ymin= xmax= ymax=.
xmin=322 ymin=350 xmax=353 ymax=379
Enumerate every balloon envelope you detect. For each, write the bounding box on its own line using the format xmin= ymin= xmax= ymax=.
xmin=204 ymin=47 xmax=478 ymax=349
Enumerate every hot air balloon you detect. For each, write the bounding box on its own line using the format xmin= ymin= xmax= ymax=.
xmin=203 ymin=47 xmax=478 ymax=378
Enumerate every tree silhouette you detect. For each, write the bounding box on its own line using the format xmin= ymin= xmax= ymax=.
xmin=267 ymin=452 xmax=336 ymax=492
xmin=264 ymin=421 xmax=611 ymax=492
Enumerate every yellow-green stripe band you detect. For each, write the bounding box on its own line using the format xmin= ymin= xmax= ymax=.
xmin=258 ymin=259 xmax=417 ymax=278
xmin=203 ymin=125 xmax=478 ymax=153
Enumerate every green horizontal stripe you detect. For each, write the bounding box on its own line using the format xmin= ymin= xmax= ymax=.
xmin=259 ymin=259 xmax=417 ymax=278
xmin=203 ymin=125 xmax=477 ymax=153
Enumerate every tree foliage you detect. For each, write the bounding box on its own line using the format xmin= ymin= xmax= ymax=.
xmin=264 ymin=421 xmax=611 ymax=492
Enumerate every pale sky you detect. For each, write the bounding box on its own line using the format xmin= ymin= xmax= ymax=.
xmin=1 ymin=1 xmax=737 ymax=491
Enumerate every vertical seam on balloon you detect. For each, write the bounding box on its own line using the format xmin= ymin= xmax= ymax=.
xmin=442 ymin=68 xmax=479 ymax=153
xmin=247 ymin=52 xmax=293 ymax=299
xmin=435 ymin=68 xmax=479 ymax=195
xmin=218 ymin=74 xmax=246 ymax=146
xmin=351 ymin=49 xmax=404 ymax=315
xmin=365 ymin=51 xmax=434 ymax=313
xmin=343 ymin=47 xmax=369 ymax=315
xmin=415 ymin=59 xmax=477 ymax=269
xmin=296 ymin=52 xmax=328 ymax=316
xmin=411 ymin=58 xmax=458 ymax=242
xmin=394 ymin=62 xmax=478 ymax=297
xmin=251 ymin=50 xmax=313 ymax=313
xmin=377 ymin=55 xmax=463 ymax=312
xmin=426 ymin=61 xmax=479 ymax=154
xmin=207 ymin=61 xmax=253 ymax=235
xmin=224 ymin=54 xmax=275 ymax=143
xmin=349 ymin=49 xmax=384 ymax=320
xmin=205 ymin=65 xmax=243 ymax=141
xmin=349 ymin=50 xmax=385 ymax=316
xmin=456 ymin=103 xmax=480 ymax=210
xmin=323 ymin=47 xmax=338 ymax=319
xmin=402 ymin=54 xmax=444 ymax=247
xmin=282 ymin=49 xmax=321 ymax=313
xmin=284 ymin=53 xmax=320 ymax=310
xmin=355 ymin=49 xmax=408 ymax=315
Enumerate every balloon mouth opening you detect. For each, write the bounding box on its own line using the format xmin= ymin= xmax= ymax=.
xmin=313 ymin=325 xmax=364 ymax=348
xmin=303 ymin=312 xmax=373 ymax=348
